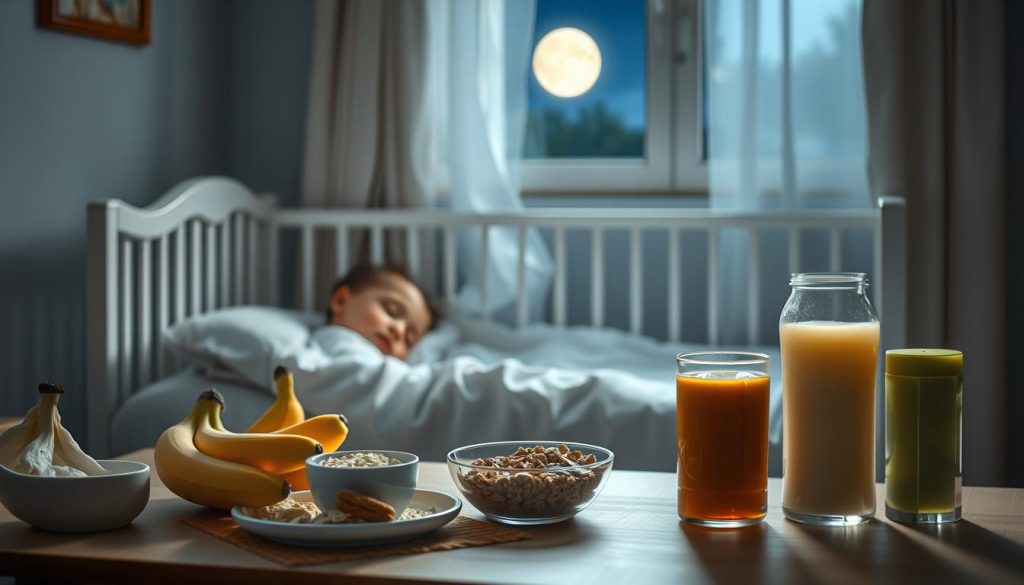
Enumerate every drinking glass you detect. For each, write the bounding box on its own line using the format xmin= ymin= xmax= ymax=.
xmin=885 ymin=349 xmax=963 ymax=524
xmin=676 ymin=351 xmax=770 ymax=527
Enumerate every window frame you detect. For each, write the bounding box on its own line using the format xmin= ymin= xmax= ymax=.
xmin=521 ymin=0 xmax=706 ymax=195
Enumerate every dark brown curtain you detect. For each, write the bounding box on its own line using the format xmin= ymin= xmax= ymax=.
xmin=862 ymin=0 xmax=1006 ymax=485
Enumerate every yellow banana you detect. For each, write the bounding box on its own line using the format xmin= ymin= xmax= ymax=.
xmin=155 ymin=390 xmax=290 ymax=509
xmin=194 ymin=399 xmax=322 ymax=475
xmin=279 ymin=466 xmax=310 ymax=491
xmin=246 ymin=366 xmax=304 ymax=433
xmin=272 ymin=413 xmax=349 ymax=453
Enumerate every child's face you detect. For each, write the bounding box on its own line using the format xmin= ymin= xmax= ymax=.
xmin=328 ymin=273 xmax=432 ymax=360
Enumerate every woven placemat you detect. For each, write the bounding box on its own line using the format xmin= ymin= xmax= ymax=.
xmin=183 ymin=513 xmax=531 ymax=568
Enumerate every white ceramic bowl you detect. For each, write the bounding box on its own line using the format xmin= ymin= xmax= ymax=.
xmin=0 ymin=460 xmax=150 ymax=532
xmin=306 ymin=450 xmax=418 ymax=515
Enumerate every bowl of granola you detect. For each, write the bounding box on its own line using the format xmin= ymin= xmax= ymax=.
xmin=305 ymin=450 xmax=419 ymax=519
xmin=446 ymin=441 xmax=614 ymax=525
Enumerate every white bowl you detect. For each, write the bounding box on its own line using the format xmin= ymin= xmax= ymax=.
xmin=0 ymin=460 xmax=150 ymax=532
xmin=306 ymin=450 xmax=419 ymax=515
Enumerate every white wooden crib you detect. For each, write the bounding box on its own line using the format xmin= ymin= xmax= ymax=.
xmin=86 ymin=176 xmax=906 ymax=456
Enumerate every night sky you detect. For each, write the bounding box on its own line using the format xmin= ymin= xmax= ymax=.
xmin=528 ymin=0 xmax=646 ymax=131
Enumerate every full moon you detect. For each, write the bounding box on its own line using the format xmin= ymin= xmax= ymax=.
xmin=532 ymin=27 xmax=602 ymax=98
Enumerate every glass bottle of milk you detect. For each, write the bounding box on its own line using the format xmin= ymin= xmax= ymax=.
xmin=779 ymin=273 xmax=880 ymax=526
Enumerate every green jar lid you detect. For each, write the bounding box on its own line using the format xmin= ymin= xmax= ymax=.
xmin=886 ymin=349 xmax=963 ymax=377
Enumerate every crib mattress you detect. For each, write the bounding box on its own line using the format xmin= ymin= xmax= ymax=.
xmin=110 ymin=370 xmax=273 ymax=456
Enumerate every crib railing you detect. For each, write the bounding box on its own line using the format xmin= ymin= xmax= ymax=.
xmin=273 ymin=207 xmax=893 ymax=346
xmin=87 ymin=176 xmax=906 ymax=455
xmin=86 ymin=178 xmax=276 ymax=454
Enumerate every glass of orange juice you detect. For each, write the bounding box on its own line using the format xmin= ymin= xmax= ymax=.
xmin=676 ymin=351 xmax=770 ymax=527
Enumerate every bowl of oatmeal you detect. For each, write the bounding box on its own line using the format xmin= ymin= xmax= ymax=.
xmin=305 ymin=450 xmax=419 ymax=517
xmin=446 ymin=441 xmax=614 ymax=525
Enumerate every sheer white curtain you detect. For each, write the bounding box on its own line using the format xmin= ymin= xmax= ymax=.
xmin=432 ymin=0 xmax=552 ymax=320
xmin=302 ymin=0 xmax=552 ymax=319
xmin=705 ymin=0 xmax=868 ymax=343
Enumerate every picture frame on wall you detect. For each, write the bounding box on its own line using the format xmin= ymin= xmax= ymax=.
xmin=38 ymin=0 xmax=151 ymax=46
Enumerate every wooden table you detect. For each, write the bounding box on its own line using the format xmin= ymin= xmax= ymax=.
xmin=1 ymin=449 xmax=1023 ymax=584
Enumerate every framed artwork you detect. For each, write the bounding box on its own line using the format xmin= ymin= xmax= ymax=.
xmin=39 ymin=0 xmax=151 ymax=46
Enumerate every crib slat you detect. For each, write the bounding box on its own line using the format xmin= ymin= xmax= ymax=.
xmin=748 ymin=228 xmax=761 ymax=345
xmin=156 ymin=234 xmax=169 ymax=377
xmin=268 ymin=222 xmax=279 ymax=307
xmin=591 ymin=227 xmax=604 ymax=328
xmin=246 ymin=215 xmax=257 ymax=303
xmin=444 ymin=226 xmax=455 ymax=302
xmin=335 ymin=225 xmax=349 ymax=278
xmin=788 ymin=227 xmax=800 ymax=276
xmin=301 ymin=226 xmax=314 ymax=312
xmin=668 ymin=228 xmax=681 ymax=343
xmin=138 ymin=239 xmax=152 ymax=387
xmin=234 ymin=213 xmax=245 ymax=306
xmin=173 ymin=225 xmax=185 ymax=325
xmin=708 ymin=227 xmax=720 ymax=346
xmin=516 ymin=225 xmax=528 ymax=329
xmin=190 ymin=221 xmax=202 ymax=316
xmin=554 ymin=226 xmax=566 ymax=327
xmin=219 ymin=223 xmax=229 ymax=309
xmin=630 ymin=227 xmax=642 ymax=335
xmin=405 ymin=226 xmax=419 ymax=279
xmin=371 ymin=225 xmax=384 ymax=265
xmin=120 ymin=238 xmax=133 ymax=403
xmin=830 ymin=228 xmax=842 ymax=271
xmin=480 ymin=224 xmax=490 ymax=320
xmin=205 ymin=224 xmax=216 ymax=312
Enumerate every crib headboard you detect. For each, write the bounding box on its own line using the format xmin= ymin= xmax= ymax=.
xmin=86 ymin=176 xmax=906 ymax=455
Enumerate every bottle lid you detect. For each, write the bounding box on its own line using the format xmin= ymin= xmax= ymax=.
xmin=885 ymin=349 xmax=963 ymax=377
xmin=790 ymin=272 xmax=867 ymax=287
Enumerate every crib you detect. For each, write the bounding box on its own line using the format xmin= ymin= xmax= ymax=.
xmin=86 ymin=176 xmax=907 ymax=458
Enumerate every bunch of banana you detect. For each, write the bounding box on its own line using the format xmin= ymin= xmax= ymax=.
xmin=194 ymin=394 xmax=323 ymax=475
xmin=155 ymin=390 xmax=292 ymax=509
xmin=242 ymin=366 xmax=350 ymax=490
xmin=0 ymin=382 xmax=108 ymax=477
xmin=154 ymin=367 xmax=350 ymax=508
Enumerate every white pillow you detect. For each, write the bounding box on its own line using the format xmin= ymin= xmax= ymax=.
xmin=162 ymin=306 xmax=321 ymax=387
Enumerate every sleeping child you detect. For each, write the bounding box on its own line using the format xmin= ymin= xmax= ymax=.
xmin=325 ymin=264 xmax=438 ymax=360
xmin=277 ymin=262 xmax=681 ymax=471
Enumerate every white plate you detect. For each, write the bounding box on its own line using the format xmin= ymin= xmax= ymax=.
xmin=231 ymin=489 xmax=462 ymax=548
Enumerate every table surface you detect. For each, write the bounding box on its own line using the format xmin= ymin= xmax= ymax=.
xmin=1 ymin=448 xmax=1023 ymax=585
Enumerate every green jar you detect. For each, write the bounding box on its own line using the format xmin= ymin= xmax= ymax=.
xmin=884 ymin=349 xmax=962 ymax=524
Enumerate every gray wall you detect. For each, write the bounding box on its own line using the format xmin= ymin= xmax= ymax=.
xmin=0 ymin=0 xmax=314 ymax=438
xmin=0 ymin=0 xmax=231 ymax=436
xmin=227 ymin=0 xmax=314 ymax=209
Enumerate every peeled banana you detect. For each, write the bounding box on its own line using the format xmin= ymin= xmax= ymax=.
xmin=246 ymin=366 xmax=304 ymax=433
xmin=273 ymin=414 xmax=349 ymax=453
xmin=194 ymin=398 xmax=323 ymax=475
xmin=0 ymin=382 xmax=107 ymax=477
xmin=154 ymin=390 xmax=290 ymax=509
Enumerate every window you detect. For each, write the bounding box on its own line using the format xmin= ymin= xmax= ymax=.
xmin=522 ymin=0 xmax=705 ymax=193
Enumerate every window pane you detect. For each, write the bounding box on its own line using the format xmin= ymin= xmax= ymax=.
xmin=705 ymin=0 xmax=864 ymax=161
xmin=525 ymin=0 xmax=646 ymax=159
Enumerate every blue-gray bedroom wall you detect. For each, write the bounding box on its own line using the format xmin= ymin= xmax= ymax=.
xmin=227 ymin=0 xmax=314 ymax=209
xmin=0 ymin=0 xmax=230 ymax=436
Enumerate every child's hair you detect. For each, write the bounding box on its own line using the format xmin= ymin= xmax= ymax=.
xmin=325 ymin=263 xmax=441 ymax=329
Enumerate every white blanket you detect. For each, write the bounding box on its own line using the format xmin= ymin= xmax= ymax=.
xmin=285 ymin=314 xmax=783 ymax=472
